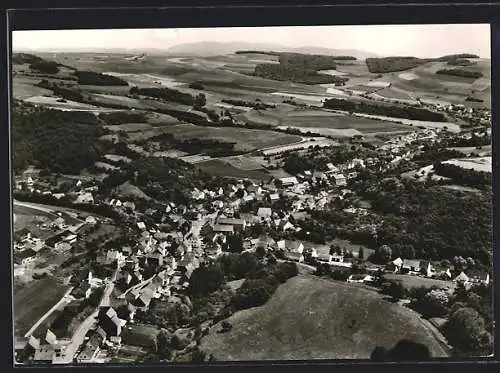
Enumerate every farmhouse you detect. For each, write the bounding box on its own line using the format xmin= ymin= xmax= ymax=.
xmin=402 ymin=259 xmax=421 ymax=274
xmin=317 ymin=253 xmax=332 ymax=264
xmin=213 ymin=224 xmax=234 ymax=234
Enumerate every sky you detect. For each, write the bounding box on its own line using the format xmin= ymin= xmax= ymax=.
xmin=12 ymin=24 xmax=490 ymax=58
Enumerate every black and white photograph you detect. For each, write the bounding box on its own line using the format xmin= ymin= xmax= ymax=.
xmin=11 ymin=24 xmax=493 ymax=364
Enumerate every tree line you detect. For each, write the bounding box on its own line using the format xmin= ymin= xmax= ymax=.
xmin=323 ymin=98 xmax=447 ymax=122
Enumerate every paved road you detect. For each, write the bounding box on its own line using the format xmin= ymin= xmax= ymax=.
xmin=24 ymin=287 xmax=74 ymax=338
xmin=55 ymin=269 xmax=119 ymax=364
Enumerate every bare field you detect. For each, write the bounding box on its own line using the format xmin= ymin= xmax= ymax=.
xmin=142 ymin=123 xmax=301 ymax=152
xmin=196 ymin=159 xmax=272 ymax=181
xmin=115 ymin=181 xmax=152 ymax=200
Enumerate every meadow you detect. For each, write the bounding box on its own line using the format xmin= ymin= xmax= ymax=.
xmin=200 ymin=275 xmax=449 ymax=360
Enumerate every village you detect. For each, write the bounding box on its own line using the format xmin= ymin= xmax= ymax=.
xmin=12 ymin=111 xmax=492 ymax=364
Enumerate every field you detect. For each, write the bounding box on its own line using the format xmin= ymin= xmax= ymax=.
xmin=196 ymin=159 xmax=272 ymax=181
xmin=115 ymin=181 xmax=151 ymax=200
xmin=280 ymin=112 xmax=412 ymax=133
xmin=384 ymin=274 xmax=455 ymax=291
xmin=14 ymin=277 xmax=69 ymax=337
xmin=200 ymin=275 xmax=449 ymax=360
xmin=443 ymin=157 xmax=492 ymax=173
xmin=104 ymin=123 xmax=153 ymax=132
xmin=139 ymin=123 xmax=301 ymax=152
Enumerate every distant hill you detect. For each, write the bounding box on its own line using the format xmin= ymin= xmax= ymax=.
xmin=166 ymin=41 xmax=378 ymax=59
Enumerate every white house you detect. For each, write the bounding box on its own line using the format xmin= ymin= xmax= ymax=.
xmin=332 ymin=174 xmax=347 ymax=186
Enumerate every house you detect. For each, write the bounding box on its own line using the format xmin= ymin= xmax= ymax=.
xmin=213 ymin=224 xmax=234 ymax=234
xmin=288 ymin=241 xmax=304 ymax=254
xmin=332 ymin=174 xmax=347 ymax=186
xmin=285 ymin=251 xmax=304 ymax=263
xmin=247 ymin=185 xmax=263 ymax=195
xmin=76 ymin=332 xmax=102 ymax=363
xmin=75 ymin=192 xmax=94 ymax=204
xmin=279 ymin=221 xmax=295 ymax=232
xmin=137 ymin=222 xmax=146 ymax=230
xmin=54 ymin=242 xmax=71 ymax=252
xmin=402 ymin=259 xmax=421 ymax=274
xmin=465 ymin=269 xmax=490 ymax=285
xmin=326 ymin=163 xmax=339 ymax=173
xmin=347 ymin=274 xmax=374 ymax=283
xmin=317 ymin=253 xmax=332 ymax=264
xmin=279 ymin=177 xmax=299 ymax=187
xmin=268 ymin=193 xmax=280 ymax=202
xmin=96 ymin=307 xmax=125 ymax=345
xmin=454 ymin=271 xmax=470 ymax=285
xmin=217 ymin=217 xmax=246 ymax=230
xmin=387 ymin=257 xmax=403 ymax=272
xmin=420 ymin=260 xmax=435 ymax=278
xmin=330 ymin=253 xmax=344 ymax=263
xmin=257 ymin=207 xmax=272 ymax=219
xmin=14 ymin=248 xmax=37 ymax=265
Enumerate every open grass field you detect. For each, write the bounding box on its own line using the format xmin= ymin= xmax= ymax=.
xmin=14 ymin=277 xmax=69 ymax=337
xmin=196 ymin=159 xmax=272 ymax=181
xmin=200 ymin=275 xmax=449 ymax=360
xmin=280 ymin=112 xmax=412 ymax=133
xmin=223 ymin=155 xmax=267 ymax=171
xmin=12 ymin=79 xmax=53 ymax=100
xmin=104 ymin=122 xmax=153 ymax=132
xmin=384 ymin=274 xmax=455 ymax=291
xmin=141 ymin=123 xmax=301 ymax=152
xmin=89 ymin=93 xmax=153 ymax=110
xmin=443 ymin=157 xmax=492 ymax=173
xmin=115 ymin=181 xmax=152 ymax=200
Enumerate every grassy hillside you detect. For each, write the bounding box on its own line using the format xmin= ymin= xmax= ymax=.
xmin=200 ymin=275 xmax=449 ymax=360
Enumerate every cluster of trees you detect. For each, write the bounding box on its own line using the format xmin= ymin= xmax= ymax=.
xmin=98 ymin=111 xmax=147 ymax=125
xmin=365 ymin=54 xmax=480 ymax=73
xmin=73 ymin=70 xmax=129 ymax=86
xmin=29 ymin=60 xmax=61 ymax=74
xmin=439 ymin=133 xmax=491 ymax=148
xmin=323 ymin=98 xmax=447 ymax=122
xmin=465 ymin=96 xmax=484 ymax=103
xmin=36 ymin=80 xmax=86 ymax=103
xmin=407 ymin=282 xmax=493 ymax=357
xmin=221 ymin=99 xmax=276 ymax=110
xmin=447 ymin=58 xmax=476 ymax=66
xmin=124 ymin=156 xmax=203 ymax=204
xmin=436 ymin=69 xmax=483 ymax=79
xmin=12 ymin=104 xmax=106 ymax=173
xmin=188 ymin=82 xmax=205 ymax=90
xmin=360 ymin=179 xmax=492 ymax=264
xmin=130 ymin=86 xmax=195 ymax=106
xmin=283 ymin=145 xmax=361 ymax=174
xmin=12 ymin=53 xmax=45 ymax=65
xmin=232 ymin=261 xmax=298 ymax=311
xmin=365 ymin=57 xmax=423 ymax=73
xmin=411 ymin=148 xmax=465 ymax=166
xmin=433 ymin=162 xmax=491 ymax=189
